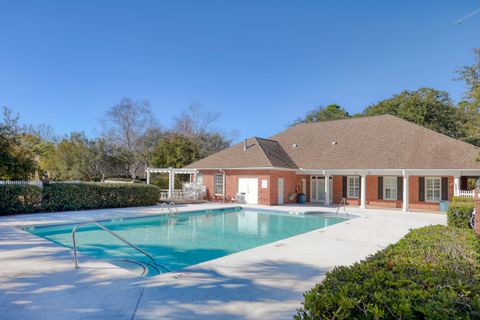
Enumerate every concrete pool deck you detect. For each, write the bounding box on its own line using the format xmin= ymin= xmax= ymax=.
xmin=0 ymin=204 xmax=446 ymax=320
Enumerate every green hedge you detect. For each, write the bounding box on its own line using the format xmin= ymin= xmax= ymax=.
xmin=447 ymin=201 xmax=475 ymax=229
xmin=295 ymin=225 xmax=480 ymax=320
xmin=0 ymin=185 xmax=43 ymax=214
xmin=42 ymin=183 xmax=161 ymax=211
xmin=0 ymin=183 xmax=160 ymax=215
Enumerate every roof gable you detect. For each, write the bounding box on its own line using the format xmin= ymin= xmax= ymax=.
xmin=185 ymin=137 xmax=296 ymax=169
xmin=187 ymin=115 xmax=480 ymax=170
xmin=271 ymin=114 xmax=480 ymax=169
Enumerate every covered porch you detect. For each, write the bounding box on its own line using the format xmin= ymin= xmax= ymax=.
xmin=298 ymin=169 xmax=480 ymax=212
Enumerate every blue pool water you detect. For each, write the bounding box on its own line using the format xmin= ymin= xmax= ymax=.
xmin=25 ymin=207 xmax=347 ymax=276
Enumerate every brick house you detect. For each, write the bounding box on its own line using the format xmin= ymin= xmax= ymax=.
xmin=185 ymin=115 xmax=480 ymax=211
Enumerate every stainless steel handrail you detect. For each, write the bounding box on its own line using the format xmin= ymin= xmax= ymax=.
xmin=335 ymin=197 xmax=347 ymax=216
xmin=160 ymin=202 xmax=169 ymax=213
xmin=168 ymin=202 xmax=179 ymax=215
xmin=71 ymin=221 xmax=169 ymax=272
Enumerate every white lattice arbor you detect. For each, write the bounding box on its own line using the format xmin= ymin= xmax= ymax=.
xmin=145 ymin=167 xmax=198 ymax=200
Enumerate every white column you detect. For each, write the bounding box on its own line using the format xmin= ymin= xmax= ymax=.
xmin=324 ymin=175 xmax=330 ymax=206
xmin=402 ymin=174 xmax=409 ymax=212
xmin=360 ymin=175 xmax=366 ymax=209
xmin=146 ymin=170 xmax=150 ymax=185
xmin=454 ymin=176 xmax=460 ymax=196
xmin=168 ymin=168 xmax=174 ymax=200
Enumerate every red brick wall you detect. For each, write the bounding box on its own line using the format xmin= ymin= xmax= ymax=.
xmin=332 ymin=175 xmax=454 ymax=211
xmin=408 ymin=176 xmax=453 ymax=212
xmin=365 ymin=176 xmax=402 ymax=209
xmin=198 ymin=169 xmax=300 ymax=205
xmin=475 ymin=196 xmax=480 ymax=236
xmin=199 ymin=170 xmax=454 ymax=211
xmin=296 ymin=175 xmax=310 ymax=202
xmin=269 ymin=171 xmax=300 ymax=205
xmin=332 ymin=175 xmax=360 ymax=205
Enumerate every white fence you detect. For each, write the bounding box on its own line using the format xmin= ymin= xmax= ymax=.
xmin=0 ymin=180 xmax=43 ymax=187
xmin=0 ymin=180 xmax=83 ymax=188
xmin=458 ymin=190 xmax=475 ymax=197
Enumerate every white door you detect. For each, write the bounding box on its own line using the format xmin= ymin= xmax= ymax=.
xmin=238 ymin=178 xmax=258 ymax=204
xmin=318 ymin=178 xmax=325 ymax=202
xmin=310 ymin=176 xmax=332 ymax=203
xmin=278 ymin=178 xmax=284 ymax=205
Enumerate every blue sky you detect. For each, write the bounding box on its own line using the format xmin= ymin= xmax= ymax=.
xmin=0 ymin=1 xmax=479 ymax=141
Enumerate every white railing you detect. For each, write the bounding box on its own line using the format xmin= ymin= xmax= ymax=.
xmin=0 ymin=180 xmax=43 ymax=187
xmin=159 ymin=189 xmax=204 ymax=201
xmin=458 ymin=190 xmax=474 ymax=197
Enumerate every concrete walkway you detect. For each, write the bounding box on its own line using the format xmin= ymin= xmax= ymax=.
xmin=0 ymin=204 xmax=446 ymax=320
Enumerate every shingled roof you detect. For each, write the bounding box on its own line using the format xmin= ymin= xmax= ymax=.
xmin=185 ymin=137 xmax=297 ymax=169
xmin=186 ymin=115 xmax=480 ymax=170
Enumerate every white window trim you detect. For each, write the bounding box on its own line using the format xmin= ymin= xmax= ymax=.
xmin=383 ymin=176 xmax=398 ymax=201
xmin=347 ymin=176 xmax=359 ymax=199
xmin=214 ymin=174 xmax=224 ymax=195
xmin=425 ymin=177 xmax=442 ymax=203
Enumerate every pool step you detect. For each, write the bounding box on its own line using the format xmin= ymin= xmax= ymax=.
xmin=108 ymin=259 xmax=161 ymax=277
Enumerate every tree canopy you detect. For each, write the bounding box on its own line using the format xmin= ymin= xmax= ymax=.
xmin=3 ymin=48 xmax=480 ymax=180
xmin=457 ymin=49 xmax=480 ymax=146
xmin=362 ymin=88 xmax=463 ymax=139
xmin=0 ymin=100 xmax=232 ymax=182
xmin=0 ymin=107 xmax=37 ymax=179
xmin=291 ymin=104 xmax=350 ymax=126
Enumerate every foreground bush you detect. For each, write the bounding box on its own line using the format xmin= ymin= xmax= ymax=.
xmin=447 ymin=201 xmax=475 ymax=229
xmin=42 ymin=183 xmax=161 ymax=211
xmin=295 ymin=226 xmax=480 ymax=320
xmin=0 ymin=185 xmax=43 ymax=214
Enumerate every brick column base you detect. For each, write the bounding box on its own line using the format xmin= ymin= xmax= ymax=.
xmin=475 ymin=193 xmax=480 ymax=236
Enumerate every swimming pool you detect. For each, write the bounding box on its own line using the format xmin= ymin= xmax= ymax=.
xmin=24 ymin=207 xmax=347 ymax=276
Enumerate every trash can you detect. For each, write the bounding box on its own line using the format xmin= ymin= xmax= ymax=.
xmin=439 ymin=200 xmax=450 ymax=212
xmin=297 ymin=193 xmax=306 ymax=204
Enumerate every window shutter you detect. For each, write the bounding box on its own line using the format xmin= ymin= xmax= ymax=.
xmin=441 ymin=177 xmax=448 ymax=200
xmin=377 ymin=177 xmax=383 ymax=200
xmin=397 ymin=177 xmax=403 ymax=201
xmin=358 ymin=176 xmax=361 ymax=198
xmin=418 ymin=177 xmax=425 ymax=202
xmin=342 ymin=176 xmax=347 ymax=198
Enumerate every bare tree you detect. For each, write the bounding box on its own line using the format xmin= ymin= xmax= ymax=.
xmin=23 ymin=123 xmax=57 ymax=142
xmin=173 ymin=103 xmax=231 ymax=158
xmin=173 ymin=103 xmax=220 ymax=137
xmin=101 ymin=98 xmax=160 ymax=179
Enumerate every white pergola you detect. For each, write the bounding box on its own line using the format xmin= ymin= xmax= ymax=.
xmin=145 ymin=167 xmax=198 ymax=200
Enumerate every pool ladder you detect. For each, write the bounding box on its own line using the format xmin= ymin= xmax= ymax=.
xmin=161 ymin=202 xmax=180 ymax=216
xmin=335 ymin=197 xmax=348 ymax=217
xmin=71 ymin=221 xmax=170 ymax=274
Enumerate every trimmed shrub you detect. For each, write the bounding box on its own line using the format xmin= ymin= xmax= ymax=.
xmin=447 ymin=201 xmax=475 ymax=229
xmin=452 ymin=196 xmax=474 ymax=203
xmin=0 ymin=185 xmax=43 ymax=215
xmin=42 ymin=183 xmax=161 ymax=212
xmin=295 ymin=226 xmax=480 ymax=320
